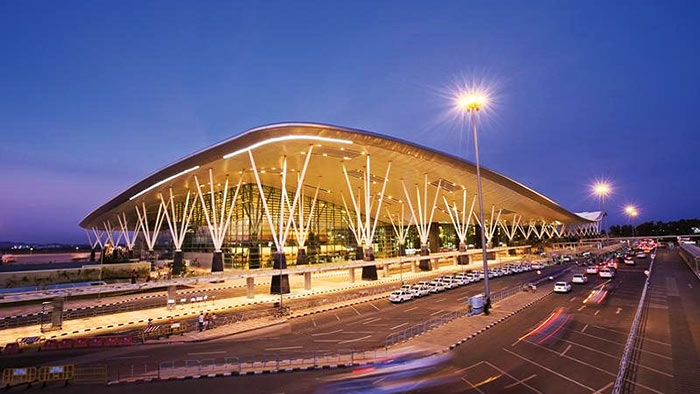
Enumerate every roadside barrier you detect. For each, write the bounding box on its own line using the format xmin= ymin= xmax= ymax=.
xmin=37 ymin=365 xmax=74 ymax=387
xmin=385 ymin=311 xmax=462 ymax=348
xmin=16 ymin=336 xmax=45 ymax=350
xmin=2 ymin=343 xmax=20 ymax=355
xmin=2 ymin=367 xmax=37 ymax=388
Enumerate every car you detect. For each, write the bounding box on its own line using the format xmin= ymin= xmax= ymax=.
xmin=532 ymin=263 xmax=545 ymax=270
xmin=492 ymin=269 xmax=503 ymax=278
xmin=466 ymin=272 xmax=480 ymax=282
xmin=411 ymin=284 xmax=430 ymax=297
xmin=607 ymin=260 xmax=618 ymax=269
xmin=624 ymin=258 xmax=635 ymax=265
xmin=454 ymin=273 xmax=471 ymax=285
xmin=400 ymin=284 xmax=413 ymax=293
xmin=582 ymin=251 xmax=592 ymax=257
xmin=636 ymin=252 xmax=646 ymax=258
xmin=572 ymin=274 xmax=588 ymax=284
xmin=418 ymin=281 xmax=431 ymax=288
xmin=522 ymin=264 xmax=532 ymax=271
xmin=428 ymin=280 xmax=446 ymax=293
xmin=440 ymin=277 xmax=459 ymax=289
xmin=562 ymin=255 xmax=572 ymax=262
xmin=554 ymin=281 xmax=572 ymax=293
xmin=389 ymin=290 xmax=413 ymax=303
xmin=599 ymin=268 xmax=615 ymax=278
xmin=586 ymin=266 xmax=598 ymax=274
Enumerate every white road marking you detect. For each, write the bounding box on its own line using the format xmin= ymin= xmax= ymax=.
xmin=461 ymin=377 xmax=487 ymax=394
xmin=503 ymin=374 xmax=538 ymax=391
xmin=590 ymin=324 xmax=671 ymax=347
xmin=560 ymin=344 xmax=572 ymax=357
xmin=343 ymin=331 xmax=373 ymax=334
xmin=338 ymin=335 xmax=372 ymax=344
xmin=311 ymin=329 xmax=343 ymax=337
xmin=313 ymin=339 xmax=342 ymax=343
xmin=404 ymin=306 xmax=419 ymax=312
xmin=187 ymin=351 xmax=226 ymax=356
xmin=109 ymin=355 xmax=150 ymax=360
xmin=369 ymin=303 xmax=380 ymax=311
xmin=264 ymin=346 xmax=303 ymax=351
xmin=350 ymin=305 xmax=361 ymax=315
xmin=362 ymin=317 xmax=382 ymax=325
xmin=435 ymin=297 xmax=447 ymax=303
xmin=615 ymin=307 xmax=622 ymax=314
xmin=502 ymin=348 xmax=595 ymax=392
xmin=457 ymin=294 xmax=471 ymax=301
xmin=335 ymin=314 xmax=341 ymax=321
xmin=569 ymin=296 xmax=577 ymax=302
xmin=592 ymin=382 xmax=613 ymax=394
xmin=594 ymin=310 xmax=600 ymax=316
xmin=577 ymin=305 xmax=586 ymax=312
xmin=390 ymin=322 xmax=409 ymax=330
xmin=430 ymin=309 xmax=445 ymax=316
xmin=484 ymin=362 xmax=542 ymax=394
xmin=581 ymin=324 xmax=589 ymax=333
xmin=312 ymin=318 xmax=317 ymax=327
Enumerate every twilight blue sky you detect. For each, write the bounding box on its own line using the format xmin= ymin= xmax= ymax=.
xmin=1 ymin=1 xmax=698 ymax=243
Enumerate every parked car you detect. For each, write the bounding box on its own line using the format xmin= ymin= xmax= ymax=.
xmin=428 ymin=280 xmax=446 ymax=293
xmin=400 ymin=284 xmax=414 ymax=293
xmin=467 ymin=273 xmax=481 ymax=282
xmin=532 ymin=263 xmax=545 ymax=269
xmin=572 ymin=274 xmax=588 ymax=284
xmin=454 ymin=273 xmax=471 ymax=285
xmin=389 ymin=290 xmax=413 ymax=303
xmin=554 ymin=281 xmax=572 ymax=293
xmin=411 ymin=284 xmax=430 ymax=297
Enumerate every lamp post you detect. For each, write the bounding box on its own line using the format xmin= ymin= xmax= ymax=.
xmin=591 ymin=181 xmax=612 ymax=236
xmin=458 ymin=92 xmax=491 ymax=302
xmin=624 ymin=205 xmax=639 ymax=238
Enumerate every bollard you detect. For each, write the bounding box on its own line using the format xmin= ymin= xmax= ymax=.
xmin=246 ymin=277 xmax=255 ymax=299
xmin=304 ymin=272 xmax=311 ymax=290
xmin=383 ymin=264 xmax=389 ymax=277
xmin=411 ymin=260 xmax=417 ymax=273
xmin=348 ymin=268 xmax=355 ymax=283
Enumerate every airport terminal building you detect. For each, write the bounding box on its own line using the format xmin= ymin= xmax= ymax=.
xmin=80 ymin=123 xmax=602 ymax=280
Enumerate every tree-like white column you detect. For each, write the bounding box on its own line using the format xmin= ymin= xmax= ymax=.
xmin=161 ymin=188 xmax=199 ymax=275
xmin=194 ymin=169 xmax=244 ymax=273
xmin=117 ymin=212 xmax=142 ymax=259
xmin=386 ymin=203 xmax=413 ymax=257
xmin=288 ymin=178 xmax=321 ymax=265
xmin=471 ymin=205 xmax=502 ymax=247
xmin=341 ymin=155 xmax=391 ymax=280
xmin=85 ymin=228 xmax=104 ymax=262
xmin=498 ymin=214 xmax=522 ymax=244
xmin=248 ymin=146 xmax=314 ymax=294
xmin=135 ymin=200 xmax=168 ymax=270
xmin=401 ymin=174 xmax=441 ymax=271
xmin=443 ymin=190 xmax=476 ymax=264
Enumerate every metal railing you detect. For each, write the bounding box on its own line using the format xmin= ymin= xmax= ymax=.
xmin=611 ymin=253 xmax=655 ymax=394
xmin=384 ymin=311 xmax=463 ymax=348
xmin=109 ymin=348 xmax=388 ymax=382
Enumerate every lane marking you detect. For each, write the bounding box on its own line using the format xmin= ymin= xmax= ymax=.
xmin=577 ymin=305 xmax=586 ymax=312
xmin=335 ymin=314 xmax=341 ymax=321
xmin=502 ymin=348 xmax=595 ymax=392
xmin=311 ymin=329 xmax=343 ymax=337
xmin=430 ymin=309 xmax=445 ymax=316
xmin=593 ymin=382 xmax=613 ymax=394
xmin=264 ymin=346 xmax=303 ymax=351
xmin=109 ymin=355 xmax=149 ymax=360
xmin=343 ymin=331 xmax=373 ymax=334
xmin=484 ymin=361 xmax=542 ymax=394
xmin=350 ymin=305 xmax=361 ymax=315
xmin=569 ymin=297 xmax=577 ymax=302
xmin=457 ymin=294 xmax=471 ymax=301
xmin=362 ymin=317 xmax=382 ymax=325
xmin=594 ymin=310 xmax=600 ymax=316
xmin=390 ymin=322 xmax=409 ymax=330
xmin=312 ymin=318 xmax=317 ymax=327
xmin=187 ymin=351 xmax=226 ymax=356
xmin=369 ymin=303 xmax=380 ymax=311
xmin=590 ymin=324 xmax=671 ymax=347
xmin=313 ymin=339 xmax=342 ymax=343
xmin=503 ymin=374 xmax=538 ymax=391
xmin=581 ymin=324 xmax=589 ymax=333
xmin=404 ymin=306 xmax=419 ymax=312
xmin=338 ymin=334 xmax=372 ymax=344
xmin=461 ymin=377 xmax=486 ymax=394
xmin=566 ymin=329 xmax=672 ymax=360
xmin=560 ymin=344 xmax=572 ymax=357
xmin=435 ymin=297 xmax=447 ymax=303
xmin=615 ymin=308 xmax=622 ymax=314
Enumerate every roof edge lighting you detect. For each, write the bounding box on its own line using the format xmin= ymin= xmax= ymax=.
xmin=129 ymin=165 xmax=200 ymax=201
xmin=222 ymin=135 xmax=352 ymax=159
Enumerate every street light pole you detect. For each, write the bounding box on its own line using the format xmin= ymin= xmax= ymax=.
xmin=471 ymin=110 xmax=491 ymax=302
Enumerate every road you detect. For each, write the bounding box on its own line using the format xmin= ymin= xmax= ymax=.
xmin=4 ymin=249 xmax=698 ymax=393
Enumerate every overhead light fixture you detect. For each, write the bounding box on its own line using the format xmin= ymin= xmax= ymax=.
xmin=129 ymin=165 xmax=200 ymax=200
xmin=222 ymin=135 xmax=352 ymax=159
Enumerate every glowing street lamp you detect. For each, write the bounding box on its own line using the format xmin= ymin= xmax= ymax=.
xmin=624 ymin=205 xmax=639 ymax=237
xmin=457 ymin=90 xmax=491 ymax=303
xmin=591 ymin=180 xmax=612 ymax=236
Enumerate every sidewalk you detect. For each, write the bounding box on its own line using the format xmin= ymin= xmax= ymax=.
xmin=0 ymin=257 xmax=528 ymax=344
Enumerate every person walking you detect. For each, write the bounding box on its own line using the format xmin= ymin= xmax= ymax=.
xmin=198 ymin=312 xmax=204 ymax=332
xmin=204 ymin=313 xmax=210 ymax=330
xmin=130 ymin=269 xmax=137 ymax=284
xmin=210 ymin=313 xmax=216 ymax=329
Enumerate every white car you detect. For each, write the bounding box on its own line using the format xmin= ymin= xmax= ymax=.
xmin=582 ymin=251 xmax=592 ymax=257
xmin=586 ymin=266 xmax=598 ymax=275
xmin=554 ymin=281 xmax=572 ymax=293
xmin=454 ymin=273 xmax=470 ymax=285
xmin=562 ymin=256 xmax=572 ymax=262
xmin=428 ymin=280 xmax=446 ymax=293
xmin=411 ymin=284 xmax=430 ymax=297
xmin=532 ymin=263 xmax=545 ymax=270
xmin=440 ymin=277 xmax=459 ymax=289
xmin=389 ymin=290 xmax=412 ymax=303
xmin=624 ymin=258 xmax=635 ymax=265
xmin=572 ymin=274 xmax=588 ymax=284
xmin=636 ymin=252 xmax=646 ymax=258
xmin=400 ymin=284 xmax=413 ymax=293
xmin=599 ymin=268 xmax=615 ymax=278
xmin=466 ymin=273 xmax=480 ymax=282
